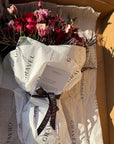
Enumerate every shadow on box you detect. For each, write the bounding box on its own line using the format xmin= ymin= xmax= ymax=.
xmin=96 ymin=10 xmax=114 ymax=144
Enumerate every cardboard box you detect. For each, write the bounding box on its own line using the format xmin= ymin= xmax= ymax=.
xmin=5 ymin=0 xmax=114 ymax=144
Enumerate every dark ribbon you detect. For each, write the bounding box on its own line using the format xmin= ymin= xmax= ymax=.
xmin=31 ymin=87 xmax=60 ymax=135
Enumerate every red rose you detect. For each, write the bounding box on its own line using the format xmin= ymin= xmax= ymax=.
xmin=14 ymin=17 xmax=26 ymax=33
xmin=24 ymin=13 xmax=36 ymax=24
xmin=14 ymin=17 xmax=25 ymax=25
xmin=73 ymin=33 xmax=86 ymax=46
xmin=55 ymin=28 xmax=65 ymax=44
xmin=26 ymin=24 xmax=36 ymax=35
xmin=15 ymin=25 xmax=24 ymax=33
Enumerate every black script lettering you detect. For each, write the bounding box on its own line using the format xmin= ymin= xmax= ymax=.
xmin=24 ymin=56 xmax=34 ymax=79
xmin=7 ymin=122 xmax=13 ymax=143
xmin=45 ymin=127 xmax=51 ymax=134
xmin=42 ymin=124 xmax=51 ymax=142
xmin=70 ymin=120 xmax=77 ymax=144
xmin=42 ymin=136 xmax=48 ymax=142
xmin=68 ymin=70 xmax=80 ymax=83
xmin=67 ymin=57 xmax=71 ymax=62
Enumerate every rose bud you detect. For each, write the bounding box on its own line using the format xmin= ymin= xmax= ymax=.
xmin=38 ymin=1 xmax=42 ymax=8
xmin=8 ymin=20 xmax=15 ymax=30
xmin=7 ymin=5 xmax=18 ymax=16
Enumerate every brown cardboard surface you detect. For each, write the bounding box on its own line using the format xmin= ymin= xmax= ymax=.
xmin=102 ymin=13 xmax=114 ymax=54
xmin=110 ymin=107 xmax=114 ymax=126
xmin=97 ymin=12 xmax=114 ymax=144
xmin=103 ymin=50 xmax=114 ymax=144
xmin=103 ymin=48 xmax=114 ymax=144
xmin=96 ymin=42 xmax=109 ymax=144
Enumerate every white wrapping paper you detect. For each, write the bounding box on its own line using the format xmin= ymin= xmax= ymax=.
xmin=9 ymin=36 xmax=86 ymax=144
xmin=10 ymin=37 xmax=85 ymax=95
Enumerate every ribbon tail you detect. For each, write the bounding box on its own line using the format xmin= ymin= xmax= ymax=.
xmin=37 ymin=107 xmax=51 ymax=135
xmin=50 ymin=113 xmax=56 ymax=130
xmin=50 ymin=100 xmax=59 ymax=130
xmin=33 ymin=88 xmax=60 ymax=135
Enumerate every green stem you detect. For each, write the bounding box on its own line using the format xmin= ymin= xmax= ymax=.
xmin=14 ymin=15 xmax=17 ymax=19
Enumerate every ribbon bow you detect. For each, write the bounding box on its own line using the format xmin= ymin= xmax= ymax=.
xmin=31 ymin=87 xmax=60 ymax=135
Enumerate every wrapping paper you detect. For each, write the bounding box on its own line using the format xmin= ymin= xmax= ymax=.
xmin=9 ymin=37 xmax=85 ymax=95
xmin=0 ymin=1 xmax=103 ymax=144
xmin=9 ymin=36 xmax=85 ymax=144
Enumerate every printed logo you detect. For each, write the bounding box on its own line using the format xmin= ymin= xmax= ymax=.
xmin=42 ymin=123 xmax=52 ymax=142
xmin=70 ymin=120 xmax=77 ymax=144
xmin=24 ymin=56 xmax=34 ymax=79
xmin=7 ymin=122 xmax=13 ymax=144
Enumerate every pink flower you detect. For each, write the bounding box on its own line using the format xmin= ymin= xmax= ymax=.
xmin=65 ymin=24 xmax=74 ymax=39
xmin=65 ymin=24 xmax=72 ymax=33
xmin=38 ymin=1 xmax=42 ymax=8
xmin=26 ymin=24 xmax=36 ymax=35
xmin=7 ymin=5 xmax=18 ymax=16
xmin=24 ymin=13 xmax=36 ymax=24
xmin=8 ymin=20 xmax=15 ymax=30
xmin=36 ymin=23 xmax=49 ymax=37
xmin=34 ymin=9 xmax=49 ymax=22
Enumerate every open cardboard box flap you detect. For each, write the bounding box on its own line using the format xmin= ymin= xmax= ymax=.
xmin=5 ymin=0 xmax=114 ymax=144
xmin=10 ymin=0 xmax=114 ymax=18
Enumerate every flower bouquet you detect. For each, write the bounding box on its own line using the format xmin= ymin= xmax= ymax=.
xmin=0 ymin=1 xmax=97 ymax=144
